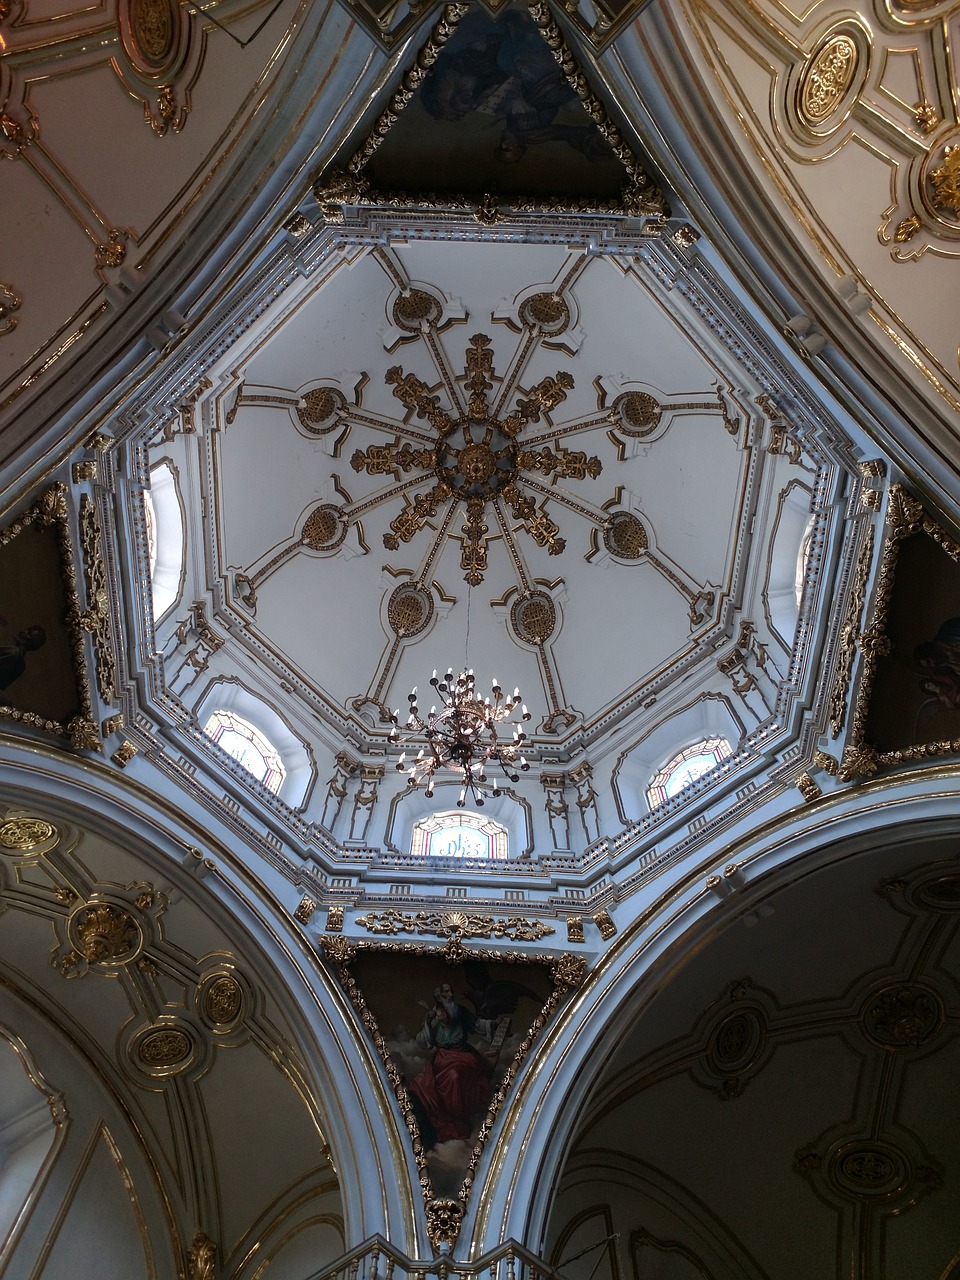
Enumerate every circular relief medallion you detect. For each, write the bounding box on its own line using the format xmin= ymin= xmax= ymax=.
xmin=128 ymin=0 xmax=177 ymax=68
xmin=69 ymin=903 xmax=143 ymax=967
xmin=798 ymin=33 xmax=859 ymax=127
xmin=519 ymin=291 xmax=570 ymax=335
xmin=510 ymin=591 xmax=557 ymax=645
xmin=387 ymin=583 xmax=434 ymax=638
xmin=614 ymin=391 xmax=661 ymax=437
xmin=709 ymin=1008 xmax=763 ymax=1073
xmin=137 ymin=1027 xmax=193 ymax=1070
xmin=0 ymin=817 xmax=57 ymax=851
xmin=298 ymin=387 xmax=345 ymax=434
xmin=916 ymin=874 xmax=960 ymax=910
xmin=301 ymin=505 xmax=347 ymax=552
xmin=832 ymin=1142 xmax=907 ymax=1197
xmin=603 ymin=511 xmax=648 ymax=560
xmin=202 ymin=974 xmax=243 ymax=1026
xmin=862 ymin=983 xmax=942 ymax=1048
xmin=393 ymin=290 xmax=442 ymax=332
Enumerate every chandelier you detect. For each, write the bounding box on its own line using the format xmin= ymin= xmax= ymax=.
xmin=390 ymin=669 xmax=531 ymax=807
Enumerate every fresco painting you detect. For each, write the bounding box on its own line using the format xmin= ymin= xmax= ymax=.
xmin=350 ymin=949 xmax=554 ymax=1198
xmin=864 ymin=526 xmax=960 ymax=753
xmin=364 ymin=3 xmax=626 ymax=201
xmin=0 ymin=519 xmax=84 ymax=731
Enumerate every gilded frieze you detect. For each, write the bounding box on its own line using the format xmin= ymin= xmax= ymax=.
xmin=356 ymin=907 xmax=555 ymax=941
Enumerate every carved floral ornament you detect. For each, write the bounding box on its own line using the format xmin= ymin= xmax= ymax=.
xmin=53 ymin=885 xmax=165 ymax=978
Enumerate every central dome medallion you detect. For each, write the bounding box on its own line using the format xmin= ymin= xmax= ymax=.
xmin=348 ymin=332 xmax=600 ymax=584
xmin=438 ymin=421 xmax=518 ymax=498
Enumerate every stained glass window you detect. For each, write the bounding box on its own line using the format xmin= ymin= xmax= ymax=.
xmin=203 ymin=710 xmax=286 ymax=794
xmin=411 ymin=811 xmax=509 ymax=859
xmin=647 ymin=738 xmax=733 ymax=808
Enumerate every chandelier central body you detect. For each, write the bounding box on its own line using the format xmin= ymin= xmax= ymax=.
xmin=391 ymin=670 xmax=531 ymax=807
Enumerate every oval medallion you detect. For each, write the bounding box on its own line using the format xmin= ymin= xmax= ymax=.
xmin=799 ymin=34 xmax=858 ymax=127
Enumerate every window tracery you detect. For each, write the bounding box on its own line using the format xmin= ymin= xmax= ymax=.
xmin=202 ymin=710 xmax=286 ymax=795
xmin=647 ymin=738 xmax=733 ymax=808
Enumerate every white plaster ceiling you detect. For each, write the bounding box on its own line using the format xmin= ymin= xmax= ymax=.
xmin=195 ymin=236 xmax=756 ymax=748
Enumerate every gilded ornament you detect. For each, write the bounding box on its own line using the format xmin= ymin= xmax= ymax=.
xmin=130 ymin=0 xmax=176 ymax=65
xmin=914 ymin=101 xmax=939 ymax=134
xmin=862 ymin=984 xmax=941 ymax=1047
xmin=326 ymin=904 xmax=345 ymax=932
xmin=796 ymin=772 xmax=821 ymax=803
xmin=342 ymin=334 xmax=594 ymax=583
xmin=72 ymin=460 xmax=98 ymax=484
xmin=812 ymin=750 xmax=839 ymax=775
xmin=798 ymin=34 xmax=858 ymax=127
xmin=0 ymin=283 xmax=21 ymax=336
xmin=894 ymin=214 xmax=922 ymax=243
xmin=614 ymin=391 xmax=661 ymax=437
xmin=929 ymin=145 xmax=960 ymax=218
xmin=387 ymin=583 xmax=434 ymax=637
xmin=552 ymin=953 xmax=587 ymax=988
xmin=354 ymin=908 xmax=555 ymax=942
xmin=111 ymin=740 xmax=138 ymax=768
xmin=298 ymin=386 xmax=345 ymax=432
xmin=187 ymin=1231 xmax=217 ymax=1280
xmin=837 ymin=743 xmax=879 ymax=780
xmin=603 ymin=511 xmax=647 ymax=559
xmin=203 ymin=975 xmax=243 ymax=1025
xmin=0 ymin=817 xmax=57 ymax=851
xmin=518 ymin=291 xmax=569 ymax=334
xmin=566 ymin=915 xmax=584 ymax=943
xmin=283 ymin=212 xmax=312 ymax=239
xmin=138 ymin=1027 xmax=192 ymax=1067
xmin=393 ymin=289 xmax=442 ymax=331
xmin=95 ymin=236 xmax=127 ymax=270
xmin=425 ymin=1198 xmax=465 ymax=1251
xmin=593 ymin=908 xmax=616 ymax=939
xmin=294 ymin=895 xmax=317 ymax=924
xmin=79 ymin=494 xmax=118 ymax=704
xmin=510 ymin=591 xmax=557 ymax=645
xmin=301 ymin=505 xmax=347 ymax=551
xmin=69 ymin=903 xmax=142 ymax=966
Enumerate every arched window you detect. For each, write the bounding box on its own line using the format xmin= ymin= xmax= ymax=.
xmin=411 ymin=810 xmax=509 ymax=860
xmin=647 ymin=738 xmax=733 ymax=808
xmin=147 ymin=459 xmax=185 ymax=621
xmin=203 ymin=710 xmax=286 ymax=794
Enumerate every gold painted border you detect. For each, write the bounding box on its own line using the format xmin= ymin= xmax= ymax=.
xmin=313 ymin=1 xmax=669 ymax=224
xmin=840 ymin=485 xmax=960 ymax=780
xmin=0 ymin=484 xmax=100 ymax=749
xmin=320 ymin=932 xmax=586 ymax=1252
